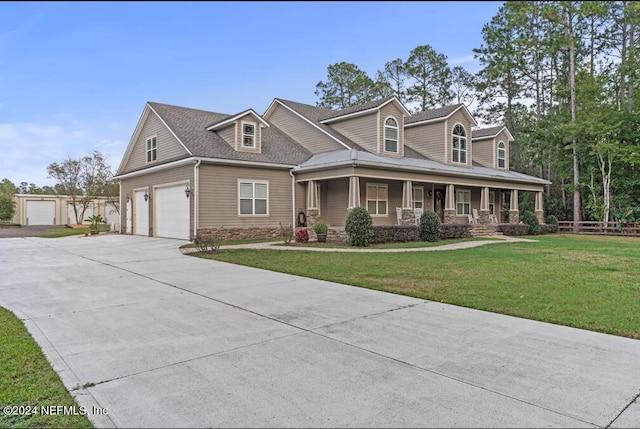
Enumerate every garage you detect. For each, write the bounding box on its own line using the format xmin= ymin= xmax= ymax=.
xmin=26 ymin=200 xmax=56 ymax=225
xmin=155 ymin=183 xmax=190 ymax=240
xmin=134 ymin=190 xmax=149 ymax=236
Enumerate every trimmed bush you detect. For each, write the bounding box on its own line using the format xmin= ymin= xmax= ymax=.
xmin=520 ymin=210 xmax=541 ymax=235
xmin=371 ymin=226 xmax=420 ymax=244
xmin=419 ymin=210 xmax=441 ymax=242
xmin=345 ymin=206 xmax=373 ymax=247
xmin=498 ymin=224 xmax=530 ymax=236
xmin=546 ymin=215 xmax=559 ymax=233
xmin=439 ymin=224 xmax=472 ymax=239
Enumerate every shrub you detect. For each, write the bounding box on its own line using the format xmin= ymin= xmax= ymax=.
xmin=419 ymin=210 xmax=441 ymax=242
xmin=345 ymin=206 xmax=373 ymax=247
xmin=192 ymin=229 xmax=223 ymax=253
xmin=439 ymin=224 xmax=472 ymax=239
xmin=0 ymin=194 xmax=16 ymax=221
xmin=279 ymin=222 xmax=294 ymax=245
xmin=295 ymin=228 xmax=309 ymax=243
xmin=498 ymin=224 xmax=530 ymax=236
xmin=545 ymin=215 xmax=559 ymax=233
xmin=520 ymin=210 xmax=541 ymax=235
xmin=371 ymin=226 xmax=420 ymax=244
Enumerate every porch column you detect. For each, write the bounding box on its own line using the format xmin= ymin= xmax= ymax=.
xmin=535 ymin=191 xmax=545 ymax=224
xmin=479 ymin=187 xmax=490 ymax=224
xmin=400 ymin=180 xmax=414 ymax=225
xmin=348 ymin=176 xmax=360 ymax=209
xmin=444 ymin=184 xmax=456 ymax=224
xmin=305 ymin=180 xmax=319 ymax=229
xmin=509 ymin=189 xmax=520 ymax=224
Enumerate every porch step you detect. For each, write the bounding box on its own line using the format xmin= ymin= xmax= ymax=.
xmin=468 ymin=224 xmax=501 ymax=237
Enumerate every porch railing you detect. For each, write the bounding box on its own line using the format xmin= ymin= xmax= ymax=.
xmin=557 ymin=221 xmax=640 ymax=237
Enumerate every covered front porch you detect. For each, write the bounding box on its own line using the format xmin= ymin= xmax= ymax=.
xmin=294 ymin=169 xmax=545 ymax=230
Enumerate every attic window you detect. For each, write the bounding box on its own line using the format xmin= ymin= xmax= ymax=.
xmin=384 ymin=117 xmax=398 ymax=153
xmin=452 ymin=124 xmax=467 ymax=164
xmin=146 ymin=136 xmax=157 ymax=163
xmin=498 ymin=141 xmax=506 ymax=168
xmin=242 ymin=123 xmax=255 ymax=148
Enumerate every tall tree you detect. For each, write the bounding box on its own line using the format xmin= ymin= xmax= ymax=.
xmin=405 ymin=45 xmax=453 ymax=111
xmin=450 ymin=66 xmax=477 ymax=107
xmin=376 ymin=58 xmax=409 ymax=104
xmin=315 ymin=62 xmax=380 ymax=109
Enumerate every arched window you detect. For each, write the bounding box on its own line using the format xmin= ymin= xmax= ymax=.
xmin=452 ymin=124 xmax=467 ymax=163
xmin=498 ymin=141 xmax=506 ymax=168
xmin=384 ymin=117 xmax=398 ymax=153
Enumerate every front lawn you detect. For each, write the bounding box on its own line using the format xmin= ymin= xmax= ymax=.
xmin=36 ymin=225 xmax=111 ymax=238
xmin=0 ymin=307 xmax=93 ymax=428
xmin=196 ymin=234 xmax=640 ymax=339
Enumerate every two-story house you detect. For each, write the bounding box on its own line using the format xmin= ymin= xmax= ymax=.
xmin=115 ymin=96 xmax=549 ymax=240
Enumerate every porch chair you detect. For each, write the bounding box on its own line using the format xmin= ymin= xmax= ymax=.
xmin=472 ymin=209 xmax=480 ymax=224
xmin=489 ymin=214 xmax=498 ymax=224
xmin=396 ymin=207 xmax=403 ymax=226
xmin=468 ymin=214 xmax=476 ymax=224
xmin=414 ymin=208 xmax=423 ymax=225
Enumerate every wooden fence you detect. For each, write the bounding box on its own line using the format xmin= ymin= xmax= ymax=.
xmin=557 ymin=221 xmax=640 ymax=237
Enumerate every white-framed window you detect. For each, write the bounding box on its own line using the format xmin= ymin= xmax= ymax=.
xmin=146 ymin=136 xmax=157 ymax=163
xmin=498 ymin=141 xmax=506 ymax=168
xmin=238 ymin=180 xmax=268 ymax=215
xmin=242 ymin=122 xmax=256 ymax=148
xmin=413 ymin=186 xmax=424 ymax=210
xmin=456 ymin=189 xmax=471 ymax=215
xmin=452 ymin=124 xmax=467 ymax=164
xmin=366 ymin=183 xmax=388 ymax=216
xmin=489 ymin=191 xmax=495 ymax=215
xmin=384 ymin=117 xmax=398 ymax=153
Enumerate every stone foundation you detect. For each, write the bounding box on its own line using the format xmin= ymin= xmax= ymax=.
xmin=197 ymin=226 xmax=284 ymax=241
xmin=535 ymin=210 xmax=545 ymax=224
xmin=400 ymin=209 xmax=415 ymax=226
xmin=444 ymin=209 xmax=457 ymax=224
xmin=479 ymin=209 xmax=490 ymax=224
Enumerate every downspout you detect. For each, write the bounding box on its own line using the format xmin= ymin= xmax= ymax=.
xmin=290 ymin=169 xmax=296 ymax=234
xmin=193 ymin=159 xmax=201 ymax=239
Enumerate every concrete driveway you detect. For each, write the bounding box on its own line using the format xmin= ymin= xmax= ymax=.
xmin=0 ymin=235 xmax=638 ymax=428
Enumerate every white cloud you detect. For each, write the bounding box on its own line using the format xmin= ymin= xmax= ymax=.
xmin=449 ymin=55 xmax=477 ymax=65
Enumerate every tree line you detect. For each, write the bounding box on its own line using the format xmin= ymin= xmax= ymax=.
xmin=314 ymin=1 xmax=640 ymax=227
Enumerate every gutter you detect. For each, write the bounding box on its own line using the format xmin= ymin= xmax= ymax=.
xmin=193 ymin=159 xmax=201 ymax=239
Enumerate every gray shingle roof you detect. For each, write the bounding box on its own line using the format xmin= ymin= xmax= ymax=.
xmin=472 ymin=126 xmax=507 ymax=139
xmin=148 ymin=102 xmax=312 ymax=166
xmin=405 ymin=104 xmax=464 ymax=125
xmin=320 ymin=96 xmax=397 ymax=121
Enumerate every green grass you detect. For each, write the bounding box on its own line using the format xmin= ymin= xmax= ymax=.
xmin=197 ymin=234 xmax=640 ymax=339
xmin=0 ymin=307 xmax=94 ymax=428
xmin=179 ymin=237 xmax=281 ymax=249
xmin=275 ymin=237 xmax=500 ymax=249
xmin=36 ymin=225 xmax=111 ymax=238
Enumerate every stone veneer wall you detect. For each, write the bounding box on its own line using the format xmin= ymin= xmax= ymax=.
xmin=197 ymin=227 xmax=284 ymax=241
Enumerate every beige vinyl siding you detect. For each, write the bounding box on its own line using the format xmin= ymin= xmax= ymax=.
xmin=329 ymin=113 xmax=377 ymax=154
xmin=266 ymin=104 xmax=344 ymax=153
xmin=324 ymin=177 xmax=350 ymax=227
xmin=405 ymin=122 xmax=445 ymax=162
xmin=294 ymin=182 xmax=306 ymax=222
xmin=217 ymin=124 xmax=236 ymax=148
xmin=235 ymin=115 xmax=262 ymax=153
xmin=378 ymin=103 xmax=405 ymax=157
xmin=472 ymin=138 xmax=493 ymax=168
xmin=120 ymin=164 xmax=194 ymax=236
xmin=447 ymin=110 xmax=473 ymax=167
xmin=121 ymin=111 xmax=190 ymax=174
xmin=198 ymin=164 xmax=292 ymax=228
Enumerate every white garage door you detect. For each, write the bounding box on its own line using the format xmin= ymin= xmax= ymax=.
xmin=155 ymin=184 xmax=190 ymax=240
xmin=134 ymin=190 xmax=149 ymax=236
xmin=26 ymin=200 xmax=56 ymax=225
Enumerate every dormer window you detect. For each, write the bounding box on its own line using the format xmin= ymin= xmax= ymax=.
xmin=384 ymin=117 xmax=398 ymax=153
xmin=498 ymin=141 xmax=506 ymax=168
xmin=146 ymin=136 xmax=157 ymax=163
xmin=242 ymin=123 xmax=255 ymax=148
xmin=452 ymin=124 xmax=467 ymax=164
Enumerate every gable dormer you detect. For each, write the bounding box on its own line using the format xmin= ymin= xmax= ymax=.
xmin=404 ymin=104 xmax=477 ymax=166
xmin=319 ymin=97 xmax=410 ymax=157
xmin=472 ymin=126 xmax=514 ymax=170
xmin=206 ymin=109 xmax=269 ymax=154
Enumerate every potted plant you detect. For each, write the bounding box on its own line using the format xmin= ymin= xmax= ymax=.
xmin=314 ymin=219 xmax=329 ymax=242
xmin=85 ymin=214 xmax=105 ymax=235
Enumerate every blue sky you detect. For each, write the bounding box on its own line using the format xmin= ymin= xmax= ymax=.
xmin=0 ymin=1 xmax=503 ymax=188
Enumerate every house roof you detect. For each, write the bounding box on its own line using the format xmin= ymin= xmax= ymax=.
xmin=294 ymin=149 xmax=550 ymax=186
xmin=472 ymin=125 xmax=514 ymax=141
xmin=144 ymin=102 xmax=312 ymax=167
xmin=405 ymin=104 xmax=478 ymax=127
xmin=319 ymin=96 xmax=411 ymax=123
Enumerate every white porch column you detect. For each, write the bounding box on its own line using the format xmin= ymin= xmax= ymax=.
xmin=480 ymin=187 xmax=489 ymax=211
xmin=348 ymin=176 xmax=360 ymax=209
xmin=535 ymin=191 xmax=544 ymax=223
xmin=306 ymin=180 xmax=317 ymax=209
xmin=445 ymin=184 xmax=455 ymax=210
xmin=402 ymin=180 xmax=413 ymax=209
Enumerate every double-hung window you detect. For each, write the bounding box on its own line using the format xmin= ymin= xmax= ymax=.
xmin=452 ymin=124 xmax=467 ymax=164
xmin=239 ymin=181 xmax=268 ymax=215
xmin=456 ymin=190 xmax=471 ymax=215
xmin=366 ymin=183 xmax=388 ymax=216
xmin=146 ymin=136 xmax=157 ymax=163
xmin=489 ymin=191 xmax=495 ymax=215
xmin=384 ymin=117 xmax=398 ymax=153
xmin=413 ymin=186 xmax=424 ymax=210
xmin=242 ymin=123 xmax=255 ymax=148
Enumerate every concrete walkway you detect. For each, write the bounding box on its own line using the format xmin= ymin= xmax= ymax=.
xmin=1 ymin=234 xmax=639 ymax=428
